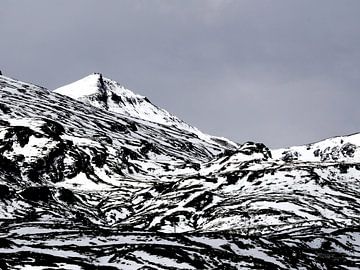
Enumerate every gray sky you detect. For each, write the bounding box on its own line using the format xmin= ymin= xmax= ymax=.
xmin=1 ymin=0 xmax=360 ymax=148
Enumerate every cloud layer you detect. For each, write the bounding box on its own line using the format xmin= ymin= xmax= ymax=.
xmin=1 ymin=0 xmax=360 ymax=147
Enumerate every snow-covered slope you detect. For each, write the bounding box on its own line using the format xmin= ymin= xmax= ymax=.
xmin=54 ymin=73 xmax=238 ymax=149
xmin=0 ymin=74 xmax=359 ymax=269
xmin=272 ymin=133 xmax=360 ymax=163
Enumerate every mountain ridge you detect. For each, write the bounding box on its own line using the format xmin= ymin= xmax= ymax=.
xmin=53 ymin=73 xmax=239 ymax=150
xmin=0 ymin=73 xmax=359 ymax=269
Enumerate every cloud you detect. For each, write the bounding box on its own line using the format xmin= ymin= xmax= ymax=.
xmin=1 ymin=0 xmax=360 ymax=147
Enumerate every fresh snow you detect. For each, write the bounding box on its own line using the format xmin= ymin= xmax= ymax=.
xmin=53 ymin=73 xmax=239 ymax=150
xmin=54 ymin=74 xmax=106 ymax=99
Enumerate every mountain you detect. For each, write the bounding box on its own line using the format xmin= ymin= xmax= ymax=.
xmin=54 ymin=73 xmax=238 ymax=149
xmin=0 ymin=73 xmax=359 ymax=269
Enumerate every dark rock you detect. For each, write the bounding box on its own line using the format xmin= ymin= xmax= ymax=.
xmin=0 ymin=103 xmax=10 ymax=114
xmin=4 ymin=126 xmax=35 ymax=147
xmin=20 ymin=186 xmax=52 ymax=202
xmin=0 ymin=119 xmax=9 ymax=127
xmin=58 ymin=188 xmax=76 ymax=204
xmin=0 ymin=185 xmax=11 ymax=199
xmin=40 ymin=119 xmax=65 ymax=140
xmin=341 ymin=143 xmax=356 ymax=158
xmin=282 ymin=150 xmax=299 ymax=162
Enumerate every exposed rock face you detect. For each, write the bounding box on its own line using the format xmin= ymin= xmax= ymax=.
xmin=0 ymin=74 xmax=359 ymax=269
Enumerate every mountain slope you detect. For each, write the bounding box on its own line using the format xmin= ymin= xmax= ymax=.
xmin=0 ymin=74 xmax=359 ymax=269
xmin=54 ymin=73 xmax=238 ymax=149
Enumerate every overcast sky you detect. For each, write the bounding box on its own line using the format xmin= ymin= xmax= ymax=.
xmin=1 ymin=1 xmax=360 ymax=148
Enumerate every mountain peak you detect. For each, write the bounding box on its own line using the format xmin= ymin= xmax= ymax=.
xmin=53 ymin=74 xmax=239 ymax=149
xmin=54 ymin=73 xmax=106 ymax=99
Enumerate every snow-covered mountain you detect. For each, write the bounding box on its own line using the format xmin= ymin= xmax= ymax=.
xmin=54 ymin=73 xmax=238 ymax=149
xmin=0 ymin=73 xmax=359 ymax=269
